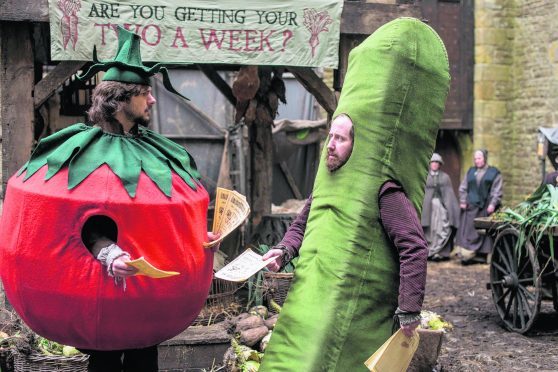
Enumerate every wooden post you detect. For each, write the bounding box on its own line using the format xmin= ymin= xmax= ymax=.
xmin=0 ymin=21 xmax=34 ymax=308
xmin=249 ymin=119 xmax=273 ymax=227
xmin=233 ymin=66 xmax=282 ymax=228
xmin=1 ymin=21 xmax=34 ymax=199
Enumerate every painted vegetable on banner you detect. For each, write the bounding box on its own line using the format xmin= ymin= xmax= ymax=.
xmin=0 ymin=124 xmax=213 ymax=350
xmin=260 ymin=17 xmax=450 ymax=371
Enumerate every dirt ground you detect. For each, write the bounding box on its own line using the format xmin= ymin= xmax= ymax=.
xmin=425 ymin=259 xmax=558 ymax=371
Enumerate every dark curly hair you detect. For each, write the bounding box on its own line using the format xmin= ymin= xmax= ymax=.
xmin=87 ymin=81 xmax=148 ymax=133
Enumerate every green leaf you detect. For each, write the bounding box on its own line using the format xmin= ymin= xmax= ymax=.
xmin=503 ymin=184 xmax=558 ymax=263
xmin=19 ymin=124 xmax=201 ymax=198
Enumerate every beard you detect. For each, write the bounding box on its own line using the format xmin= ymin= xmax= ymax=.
xmin=134 ymin=116 xmax=150 ymax=127
xmin=326 ymin=154 xmax=348 ymax=172
xmin=123 ymin=107 xmax=151 ymax=128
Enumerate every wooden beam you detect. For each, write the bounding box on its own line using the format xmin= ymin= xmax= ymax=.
xmin=279 ymin=161 xmax=303 ymax=200
xmin=1 ymin=22 xmax=35 ymax=197
xmin=288 ymin=67 xmax=337 ymax=116
xmin=249 ymin=120 xmax=273 ymax=227
xmin=0 ymin=1 xmax=48 ymax=22
xmin=196 ymin=64 xmax=236 ymax=106
xmin=34 ymin=61 xmax=87 ymax=109
xmin=341 ymin=2 xmax=421 ymax=35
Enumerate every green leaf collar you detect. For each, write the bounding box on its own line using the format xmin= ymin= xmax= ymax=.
xmin=18 ymin=124 xmax=201 ymax=198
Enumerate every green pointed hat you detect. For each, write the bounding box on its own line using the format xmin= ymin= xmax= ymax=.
xmin=78 ymin=26 xmax=188 ymax=100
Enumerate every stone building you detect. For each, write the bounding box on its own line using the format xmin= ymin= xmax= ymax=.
xmin=475 ymin=0 xmax=558 ymax=205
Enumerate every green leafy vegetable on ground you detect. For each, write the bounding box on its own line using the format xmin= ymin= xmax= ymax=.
xmin=420 ymin=311 xmax=453 ymax=332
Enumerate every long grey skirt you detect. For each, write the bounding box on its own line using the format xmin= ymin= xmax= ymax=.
xmin=424 ymin=197 xmax=453 ymax=257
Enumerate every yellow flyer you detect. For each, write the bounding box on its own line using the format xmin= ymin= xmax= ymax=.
xmin=364 ymin=329 xmax=420 ymax=372
xmin=126 ymin=257 xmax=180 ymax=279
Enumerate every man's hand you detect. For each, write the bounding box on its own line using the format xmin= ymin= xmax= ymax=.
xmin=207 ymin=232 xmax=221 ymax=253
xmin=460 ymin=203 xmax=467 ymax=210
xmin=262 ymin=249 xmax=284 ymax=272
xmin=400 ymin=320 xmax=420 ymax=338
xmin=486 ymin=204 xmax=495 ymax=215
xmin=113 ymin=256 xmax=138 ymax=278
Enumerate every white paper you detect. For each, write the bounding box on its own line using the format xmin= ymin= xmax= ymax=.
xmin=215 ymin=248 xmax=276 ymax=282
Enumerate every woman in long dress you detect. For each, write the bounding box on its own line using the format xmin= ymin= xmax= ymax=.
xmin=421 ymin=153 xmax=460 ymax=260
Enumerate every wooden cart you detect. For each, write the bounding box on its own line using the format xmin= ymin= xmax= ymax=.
xmin=475 ymin=217 xmax=558 ymax=333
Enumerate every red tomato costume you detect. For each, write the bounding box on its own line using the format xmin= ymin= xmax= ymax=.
xmin=0 ymin=119 xmax=213 ymax=348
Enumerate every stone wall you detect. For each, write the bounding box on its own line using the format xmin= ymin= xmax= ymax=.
xmin=475 ymin=0 xmax=558 ymax=205
xmin=474 ymin=0 xmax=515 ymax=203
xmin=510 ymin=0 xmax=558 ymax=202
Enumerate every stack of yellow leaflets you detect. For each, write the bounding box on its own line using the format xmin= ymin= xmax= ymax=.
xmin=364 ymin=329 xmax=420 ymax=372
xmin=204 ymin=188 xmax=250 ymax=248
xmin=126 ymin=257 xmax=180 ymax=278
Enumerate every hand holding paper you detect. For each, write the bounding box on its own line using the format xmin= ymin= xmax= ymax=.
xmin=215 ymin=249 xmax=276 ymax=282
xmin=125 ymin=257 xmax=180 ymax=279
xmin=204 ymin=188 xmax=250 ymax=248
xmin=401 ymin=320 xmax=421 ymax=337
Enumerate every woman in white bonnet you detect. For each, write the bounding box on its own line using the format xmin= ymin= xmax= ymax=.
xmin=421 ymin=153 xmax=460 ymax=260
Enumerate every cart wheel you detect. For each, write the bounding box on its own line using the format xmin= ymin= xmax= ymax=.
xmin=489 ymin=227 xmax=541 ymax=333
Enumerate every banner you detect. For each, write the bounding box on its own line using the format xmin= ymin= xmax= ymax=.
xmin=49 ymin=0 xmax=343 ymax=68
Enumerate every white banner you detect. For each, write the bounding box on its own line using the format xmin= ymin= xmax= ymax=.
xmin=49 ymin=0 xmax=343 ymax=68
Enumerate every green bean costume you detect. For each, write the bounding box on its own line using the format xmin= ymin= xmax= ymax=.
xmin=260 ymin=18 xmax=450 ymax=371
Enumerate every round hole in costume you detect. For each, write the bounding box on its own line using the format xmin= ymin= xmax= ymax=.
xmin=81 ymin=215 xmax=118 ymax=253
xmin=326 ymin=113 xmax=354 ymax=172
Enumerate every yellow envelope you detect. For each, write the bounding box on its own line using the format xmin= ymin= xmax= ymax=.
xmin=364 ymin=329 xmax=420 ymax=372
xmin=126 ymin=257 xmax=180 ymax=279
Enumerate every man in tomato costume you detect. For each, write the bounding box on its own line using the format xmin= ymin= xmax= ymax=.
xmin=0 ymin=27 xmax=219 ymax=371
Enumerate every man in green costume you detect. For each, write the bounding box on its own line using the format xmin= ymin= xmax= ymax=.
xmin=260 ymin=18 xmax=450 ymax=371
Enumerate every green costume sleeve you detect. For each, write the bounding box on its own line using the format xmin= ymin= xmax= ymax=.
xmin=260 ymin=17 xmax=450 ymax=371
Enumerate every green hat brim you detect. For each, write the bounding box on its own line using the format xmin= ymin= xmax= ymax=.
xmin=77 ymin=27 xmax=189 ymax=100
xmin=103 ymin=66 xmax=151 ymax=86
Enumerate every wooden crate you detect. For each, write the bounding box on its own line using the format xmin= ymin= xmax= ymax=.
xmin=158 ymin=323 xmax=231 ymax=372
